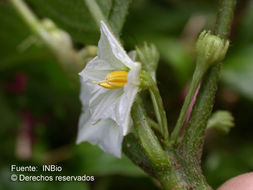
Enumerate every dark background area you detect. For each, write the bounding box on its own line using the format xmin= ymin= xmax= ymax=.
xmin=0 ymin=0 xmax=252 ymax=189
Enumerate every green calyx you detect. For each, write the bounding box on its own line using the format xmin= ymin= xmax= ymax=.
xmin=196 ymin=30 xmax=229 ymax=68
xmin=139 ymin=71 xmax=152 ymax=90
xmin=136 ymin=42 xmax=159 ymax=82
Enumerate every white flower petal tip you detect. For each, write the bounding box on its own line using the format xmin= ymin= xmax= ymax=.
xmin=77 ymin=21 xmax=141 ymax=158
xmin=99 ymin=21 xmax=137 ymax=69
xmin=77 ymin=111 xmax=123 ymax=158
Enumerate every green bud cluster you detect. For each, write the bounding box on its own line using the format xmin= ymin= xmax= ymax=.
xmin=136 ymin=42 xmax=159 ymax=82
xmin=139 ymin=71 xmax=152 ymax=90
xmin=41 ymin=18 xmax=72 ymax=49
xmin=207 ymin=110 xmax=235 ymax=134
xmin=196 ymin=31 xmax=229 ymax=66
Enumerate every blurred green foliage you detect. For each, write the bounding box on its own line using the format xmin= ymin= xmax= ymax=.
xmin=0 ymin=0 xmax=252 ymax=189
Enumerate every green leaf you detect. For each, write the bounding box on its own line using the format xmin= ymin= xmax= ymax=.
xmin=222 ymin=47 xmax=253 ymax=101
xmin=108 ymin=0 xmax=132 ymax=36
xmin=27 ymin=0 xmax=131 ymax=44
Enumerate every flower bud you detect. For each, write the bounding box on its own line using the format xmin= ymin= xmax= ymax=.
xmin=196 ymin=31 xmax=229 ymax=65
xmin=85 ymin=45 xmax=98 ymax=57
xmin=207 ymin=110 xmax=235 ymax=134
xmin=136 ymin=42 xmax=159 ymax=81
xmin=42 ymin=18 xmax=72 ymax=49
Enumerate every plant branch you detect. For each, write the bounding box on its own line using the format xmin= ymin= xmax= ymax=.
xmin=148 ymin=118 xmax=160 ymax=132
xmin=171 ymin=62 xmax=206 ymax=142
xmin=148 ymin=76 xmax=169 ymax=142
xmin=132 ymin=97 xmax=184 ymax=190
xmin=9 ymin=0 xmax=82 ymax=73
xmin=179 ymin=0 xmax=236 ymax=160
xmin=84 ymin=0 xmax=111 ymax=31
xmin=122 ymin=133 xmax=156 ymax=177
xmin=132 ymin=97 xmax=171 ymax=168
xmin=214 ymin=0 xmax=237 ymax=38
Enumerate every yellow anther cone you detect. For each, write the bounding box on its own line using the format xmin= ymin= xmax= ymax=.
xmin=93 ymin=71 xmax=128 ymax=89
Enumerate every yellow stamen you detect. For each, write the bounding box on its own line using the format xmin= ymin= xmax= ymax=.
xmin=93 ymin=71 xmax=128 ymax=89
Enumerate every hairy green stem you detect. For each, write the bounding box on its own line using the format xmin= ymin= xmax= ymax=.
xmin=171 ymin=61 xmax=206 ymax=142
xmin=122 ymin=133 xmax=155 ymax=177
xmin=132 ymin=97 xmax=170 ymax=168
xmin=166 ymin=1 xmax=237 ymax=189
xmin=9 ymin=0 xmax=39 ymax=31
xmin=149 ymin=77 xmax=169 ymax=142
xmin=214 ymin=0 xmax=237 ymax=38
xmin=84 ymin=0 xmax=111 ymax=31
xmin=132 ymin=97 xmax=183 ymax=190
xmin=180 ymin=0 xmax=236 ymax=161
xmin=148 ymin=118 xmax=160 ymax=132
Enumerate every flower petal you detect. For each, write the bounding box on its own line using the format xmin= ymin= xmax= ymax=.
xmin=128 ymin=50 xmax=137 ymax=61
xmin=127 ymin=62 xmax=141 ymax=86
xmin=79 ymin=77 xmax=91 ymax=105
xmin=79 ymin=57 xmax=115 ymax=82
xmin=77 ymin=112 xmax=123 ymax=158
xmin=84 ymin=61 xmax=141 ymax=136
xmin=78 ymin=80 xmax=123 ymax=158
xmin=89 ymin=87 xmax=123 ymax=122
xmin=99 ymin=21 xmax=138 ymax=69
xmin=115 ymin=62 xmax=141 ymax=135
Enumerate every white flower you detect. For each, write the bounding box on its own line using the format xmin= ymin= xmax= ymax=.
xmin=76 ymin=82 xmax=124 ymax=157
xmin=76 ymin=21 xmax=141 ymax=158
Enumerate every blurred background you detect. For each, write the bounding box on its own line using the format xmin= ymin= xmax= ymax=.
xmin=0 ymin=0 xmax=252 ymax=189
